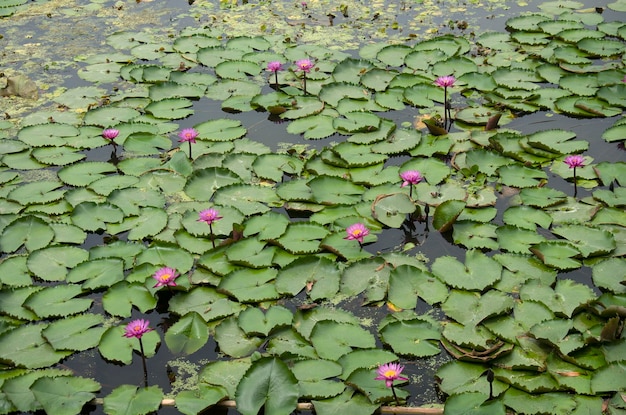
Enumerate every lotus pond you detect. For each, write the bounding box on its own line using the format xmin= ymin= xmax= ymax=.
xmin=1 ymin=0 xmax=626 ymax=414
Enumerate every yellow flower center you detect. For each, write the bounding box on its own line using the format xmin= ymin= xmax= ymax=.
xmin=160 ymin=273 xmax=171 ymax=281
xmin=352 ymin=229 xmax=362 ymax=237
xmin=383 ymin=369 xmax=397 ymax=378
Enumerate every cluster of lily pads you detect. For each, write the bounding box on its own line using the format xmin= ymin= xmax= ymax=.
xmin=1 ymin=1 xmax=626 ymax=415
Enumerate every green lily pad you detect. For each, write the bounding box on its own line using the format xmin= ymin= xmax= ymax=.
xmin=372 ymin=193 xmax=416 ymax=228
xmin=520 ymin=279 xmax=596 ymax=317
xmin=23 ymin=284 xmax=92 ymax=318
xmin=0 ymin=324 xmax=72 ymax=369
xmin=333 ymin=112 xmax=381 ymax=134
xmin=379 ymin=317 xmax=441 ymax=358
xmin=577 ymin=38 xmax=626 ymax=57
xmin=103 ymin=385 xmax=163 ymax=415
xmin=215 ymin=60 xmax=261 ymax=80
xmin=432 ymin=249 xmax=502 ymax=291
xmin=592 ymin=258 xmax=626 ymax=294
xmin=238 ymin=306 xmax=293 ymax=337
xmin=0 ymin=216 xmax=54 ymax=252
xmin=286 ymin=115 xmax=336 ymax=140
xmin=519 ymin=187 xmax=568 ymax=208
xmin=308 ymin=175 xmax=364 ymax=205
xmin=219 ymin=268 xmax=280 ymax=302
xmin=18 ymin=123 xmax=80 ymax=147
xmin=552 ymin=225 xmax=616 ymax=258
xmin=31 ymin=376 xmax=100 ymax=415
xmin=529 ymin=241 xmax=581 ymax=271
xmin=310 ymin=321 xmax=376 ymax=361
xmin=276 ymin=256 xmax=340 ymax=300
xmin=145 ymin=97 xmax=194 ymax=119
xmin=235 ymin=357 xmax=298 ymax=415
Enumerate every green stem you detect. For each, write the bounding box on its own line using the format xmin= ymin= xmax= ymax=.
xmin=139 ymin=338 xmax=148 ymax=387
xmin=391 ymin=384 xmax=399 ymax=405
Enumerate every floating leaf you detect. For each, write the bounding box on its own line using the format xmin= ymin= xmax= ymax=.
xmin=145 ymin=97 xmax=194 ymax=119
xmin=26 ymin=246 xmax=89 ymax=282
xmin=371 ymin=193 xmax=416 ymax=228
xmin=24 ymin=284 xmax=92 ymax=318
xmin=215 ymin=60 xmax=261 ymax=79
xmin=164 ymin=311 xmax=209 ymax=355
xmin=520 ymin=279 xmax=596 ymax=317
xmin=218 ymin=268 xmax=279 ymax=303
xmin=310 ymin=321 xmax=376 ymax=361
xmin=275 ymin=223 xmax=329 ymax=254
xmin=71 ymin=202 xmax=124 ymax=231
xmin=529 ymin=240 xmax=581 ymax=271
xmin=0 ymin=324 xmax=72 ymax=369
xmin=0 ymin=216 xmax=55 ymax=253
xmin=31 ymin=376 xmax=100 ymax=415
xmin=58 ymin=162 xmax=118 ymax=187
xmin=592 ymin=258 xmax=626 ymax=294
xmin=379 ymin=316 xmax=441 ymax=358
xmin=17 ymin=123 xmax=80 ymax=147
xmin=170 ymin=287 xmax=242 ymax=322
xmin=235 ymin=357 xmax=299 ymax=415
xmin=388 ymin=265 xmax=448 ymax=308
xmin=431 ymin=250 xmax=502 ymax=291
xmin=276 ymin=256 xmax=340 ymax=300
xmin=238 ymin=306 xmax=293 ymax=337
xmin=214 ymin=316 xmax=263 ymax=358
xmin=102 ymin=281 xmax=157 ymax=317
xmin=42 ymin=313 xmax=104 ymax=351
xmin=103 ymin=385 xmax=163 ymax=415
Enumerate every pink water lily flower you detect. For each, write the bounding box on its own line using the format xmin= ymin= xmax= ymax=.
xmin=178 ymin=128 xmax=199 ymax=143
xmin=198 ymin=208 xmax=223 ymax=225
xmin=123 ymin=319 xmax=153 ymax=339
xmin=564 ymin=155 xmax=585 ymax=169
xmin=102 ymin=128 xmax=119 ymax=140
xmin=295 ymin=59 xmax=313 ymax=73
xmin=375 ymin=362 xmax=409 ymax=388
xmin=400 ymin=170 xmax=423 ymax=187
xmin=267 ymin=61 xmax=282 ymax=72
xmin=344 ymin=223 xmax=369 ymax=244
xmin=153 ymin=266 xmax=179 ymax=288
xmin=434 ymin=75 xmax=456 ymax=88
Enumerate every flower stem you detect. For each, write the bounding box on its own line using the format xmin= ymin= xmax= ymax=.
xmin=443 ymin=87 xmax=448 ymax=129
xmin=139 ymin=338 xmax=148 ymax=387
xmin=188 ymin=141 xmax=193 ymax=160
xmin=274 ymin=71 xmax=279 ymax=86
xmin=391 ymin=385 xmax=400 ymax=405
xmin=209 ymin=223 xmax=215 ymax=248
xmin=303 ymin=73 xmax=307 ymax=96
xmin=573 ymin=167 xmax=578 ymax=198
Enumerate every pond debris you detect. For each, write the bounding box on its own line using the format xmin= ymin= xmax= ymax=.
xmin=0 ymin=73 xmax=38 ymax=100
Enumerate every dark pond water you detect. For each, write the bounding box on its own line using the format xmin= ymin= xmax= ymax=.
xmin=2 ymin=0 xmax=625 ymax=414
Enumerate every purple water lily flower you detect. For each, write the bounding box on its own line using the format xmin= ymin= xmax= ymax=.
xmin=267 ymin=61 xmax=282 ymax=85
xmin=564 ymin=155 xmax=585 ymax=198
xmin=178 ymin=128 xmax=198 ymax=159
xmin=375 ymin=362 xmax=409 ymax=388
xmin=344 ymin=223 xmax=369 ymax=248
xmin=152 ymin=266 xmax=179 ymax=288
xmin=564 ymin=155 xmax=585 ymax=169
xmin=123 ymin=319 xmax=153 ymax=339
xmin=198 ymin=208 xmax=223 ymax=248
xmin=102 ymin=128 xmax=119 ymax=141
xmin=434 ymin=75 xmax=456 ymax=129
